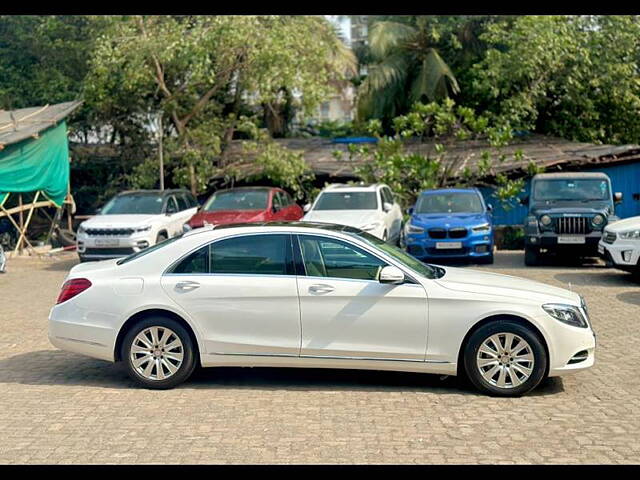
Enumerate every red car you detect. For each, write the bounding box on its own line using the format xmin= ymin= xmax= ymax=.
xmin=187 ymin=187 xmax=304 ymax=228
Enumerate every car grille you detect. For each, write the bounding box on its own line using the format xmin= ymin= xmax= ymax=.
xmin=85 ymin=228 xmax=135 ymax=236
xmin=83 ymin=247 xmax=135 ymax=256
xmin=603 ymin=231 xmax=617 ymax=244
xmin=427 ymin=227 xmax=468 ymax=239
xmin=428 ymin=228 xmax=446 ymax=239
xmin=554 ymin=217 xmax=592 ymax=235
xmin=448 ymin=227 xmax=467 ymax=239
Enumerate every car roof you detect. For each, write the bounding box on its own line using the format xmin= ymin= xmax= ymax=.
xmin=323 ymin=183 xmax=381 ymax=192
xmin=419 ymin=187 xmax=480 ymax=195
xmin=118 ymin=189 xmax=191 ymax=197
xmin=533 ymin=172 xmax=610 ymax=180
xmin=186 ymin=221 xmax=364 ymax=238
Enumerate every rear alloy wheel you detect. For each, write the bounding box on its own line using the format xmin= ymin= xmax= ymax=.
xmin=122 ymin=317 xmax=196 ymax=389
xmin=464 ymin=320 xmax=547 ymax=397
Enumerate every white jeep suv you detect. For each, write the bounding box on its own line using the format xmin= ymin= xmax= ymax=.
xmin=76 ymin=189 xmax=198 ymax=262
xmin=598 ymin=215 xmax=640 ymax=277
xmin=303 ymin=183 xmax=403 ymax=243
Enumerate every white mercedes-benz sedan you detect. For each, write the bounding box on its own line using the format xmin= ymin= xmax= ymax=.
xmin=49 ymin=222 xmax=596 ymax=396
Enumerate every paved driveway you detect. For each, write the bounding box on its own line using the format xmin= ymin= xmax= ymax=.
xmin=0 ymin=251 xmax=639 ymax=464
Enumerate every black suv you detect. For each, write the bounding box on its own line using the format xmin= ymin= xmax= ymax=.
xmin=523 ymin=172 xmax=622 ymax=266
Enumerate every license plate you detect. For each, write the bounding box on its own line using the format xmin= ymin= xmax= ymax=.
xmin=436 ymin=242 xmax=462 ymax=249
xmin=558 ymin=235 xmax=585 ymax=244
xmin=95 ymin=238 xmax=120 ymax=247
xmin=598 ymin=244 xmax=604 ymax=255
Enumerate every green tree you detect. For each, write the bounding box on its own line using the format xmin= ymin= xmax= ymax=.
xmin=85 ymin=15 xmax=353 ymax=194
xmin=356 ymin=17 xmax=460 ymax=125
xmin=471 ymin=15 xmax=640 ymax=144
xmin=343 ymin=100 xmax=537 ymax=209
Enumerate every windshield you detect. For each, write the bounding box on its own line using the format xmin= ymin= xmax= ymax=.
xmin=533 ymin=179 xmax=611 ymax=202
xmin=101 ymin=193 xmax=164 ymax=215
xmin=347 ymin=230 xmax=444 ymax=279
xmin=313 ymin=192 xmax=378 ymax=210
xmin=415 ymin=192 xmax=484 ymax=214
xmin=117 ymin=234 xmax=183 ymax=265
xmin=203 ymin=190 xmax=269 ymax=211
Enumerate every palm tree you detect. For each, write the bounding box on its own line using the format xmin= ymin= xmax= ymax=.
xmin=357 ymin=18 xmax=460 ymax=124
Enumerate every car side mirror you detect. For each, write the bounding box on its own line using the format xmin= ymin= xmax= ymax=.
xmin=521 ymin=195 xmax=529 ymax=206
xmin=383 ymin=202 xmax=393 ymax=213
xmin=406 ymin=206 xmax=414 ymax=215
xmin=487 ymin=203 xmax=493 ymax=212
xmin=95 ymin=207 xmax=102 ymax=214
xmin=272 ymin=204 xmax=280 ymax=213
xmin=378 ymin=265 xmax=405 ymax=285
xmin=614 ymin=192 xmax=623 ymax=204
xmin=303 ymin=203 xmax=311 ymax=213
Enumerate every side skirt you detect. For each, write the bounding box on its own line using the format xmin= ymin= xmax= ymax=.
xmin=200 ymin=353 xmax=457 ymax=376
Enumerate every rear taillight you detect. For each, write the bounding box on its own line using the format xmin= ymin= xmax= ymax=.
xmin=56 ymin=278 xmax=92 ymax=304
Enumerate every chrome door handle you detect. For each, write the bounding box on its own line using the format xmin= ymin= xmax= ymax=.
xmin=309 ymin=284 xmax=334 ymax=294
xmin=175 ymin=280 xmax=200 ymax=291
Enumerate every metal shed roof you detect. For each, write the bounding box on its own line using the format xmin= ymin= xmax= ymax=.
xmin=0 ymin=101 xmax=82 ymax=149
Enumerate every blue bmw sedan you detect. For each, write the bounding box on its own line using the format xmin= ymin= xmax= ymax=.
xmin=403 ymin=188 xmax=494 ymax=264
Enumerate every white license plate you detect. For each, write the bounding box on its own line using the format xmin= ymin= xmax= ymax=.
xmin=598 ymin=244 xmax=604 ymax=255
xmin=95 ymin=238 xmax=120 ymax=247
xmin=436 ymin=242 xmax=462 ymax=249
xmin=558 ymin=235 xmax=586 ymax=244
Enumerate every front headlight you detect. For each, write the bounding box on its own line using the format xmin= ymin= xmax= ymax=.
xmin=134 ymin=225 xmax=152 ymax=233
xmin=619 ymin=229 xmax=640 ymax=239
xmin=361 ymin=221 xmax=382 ymax=232
xmin=472 ymin=223 xmax=491 ymax=232
xmin=592 ymin=214 xmax=605 ymax=226
xmin=542 ymin=303 xmax=588 ymax=328
xmin=406 ymin=222 xmax=424 ymax=234
xmin=77 ymin=224 xmax=86 ymax=234
xmin=539 ymin=215 xmax=552 ymax=227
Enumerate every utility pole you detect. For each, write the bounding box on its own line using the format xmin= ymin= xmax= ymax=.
xmin=158 ymin=113 xmax=164 ymax=191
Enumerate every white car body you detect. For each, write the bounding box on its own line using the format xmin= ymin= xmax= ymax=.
xmin=51 ymin=223 xmax=595 ymax=391
xmin=598 ymin=216 xmax=640 ymax=274
xmin=76 ymin=190 xmax=198 ymax=261
xmin=303 ymin=184 xmax=403 ymax=242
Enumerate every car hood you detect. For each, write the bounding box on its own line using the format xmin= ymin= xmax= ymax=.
xmin=303 ymin=210 xmax=382 ymax=228
xmin=81 ymin=214 xmax=162 ymax=228
xmin=604 ymin=215 xmax=640 ymax=233
xmin=435 ymin=265 xmax=580 ymax=305
xmin=411 ymin=212 xmax=489 ymax=228
xmin=189 ymin=209 xmax=267 ymax=227
xmin=530 ymin=203 xmax=612 ymax=216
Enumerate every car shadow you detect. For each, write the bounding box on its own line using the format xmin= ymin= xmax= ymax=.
xmin=554 ymin=271 xmax=639 ymax=287
xmin=616 ymin=291 xmax=640 ymax=306
xmin=0 ymin=349 xmax=564 ymax=397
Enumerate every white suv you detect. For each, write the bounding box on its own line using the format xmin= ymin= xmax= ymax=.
xmin=76 ymin=189 xmax=198 ymax=262
xmin=598 ymin=216 xmax=640 ymax=277
xmin=303 ymin=183 xmax=403 ymax=242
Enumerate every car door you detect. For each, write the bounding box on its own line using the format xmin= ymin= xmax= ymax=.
xmin=161 ymin=233 xmax=301 ymax=356
xmin=382 ymin=187 xmax=402 ymax=241
xmin=175 ymin=192 xmax=198 ymax=227
xmin=271 ymin=191 xmax=288 ymax=221
xmin=162 ymin=195 xmax=183 ymax=237
xmin=295 ymin=234 xmax=428 ymax=361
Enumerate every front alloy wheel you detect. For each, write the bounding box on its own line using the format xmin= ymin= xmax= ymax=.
xmin=464 ymin=320 xmax=547 ymax=396
xmin=123 ymin=316 xmax=196 ymax=389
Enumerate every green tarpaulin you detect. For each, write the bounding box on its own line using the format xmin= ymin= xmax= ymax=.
xmin=0 ymin=121 xmax=70 ymax=207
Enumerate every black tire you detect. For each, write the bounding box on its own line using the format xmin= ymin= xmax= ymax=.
xmin=463 ymin=320 xmax=547 ymax=397
xmin=524 ymin=246 xmax=539 ymax=266
xmin=121 ymin=316 xmax=197 ymax=389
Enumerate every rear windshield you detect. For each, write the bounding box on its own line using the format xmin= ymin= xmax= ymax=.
xmin=533 ymin=179 xmax=610 ymax=202
xmin=101 ymin=193 xmax=164 ymax=215
xmin=203 ymin=190 xmax=269 ymax=211
xmin=313 ymin=192 xmax=378 ymax=210
xmin=117 ymin=234 xmax=183 ymax=265
xmin=415 ymin=192 xmax=484 ymax=214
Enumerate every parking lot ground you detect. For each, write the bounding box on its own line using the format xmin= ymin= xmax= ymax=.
xmin=0 ymin=250 xmax=639 ymax=464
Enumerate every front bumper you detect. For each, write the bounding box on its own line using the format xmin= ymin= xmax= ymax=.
xmin=598 ymin=238 xmax=640 ymax=272
xmin=405 ymin=230 xmax=493 ymax=260
xmin=525 ymin=231 xmax=603 ymax=253
xmin=77 ymin=233 xmax=154 ymax=260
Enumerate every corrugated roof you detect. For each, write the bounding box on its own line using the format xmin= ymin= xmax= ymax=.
xmin=0 ymin=101 xmax=82 ymax=149
xmin=222 ymin=133 xmax=640 ymax=179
